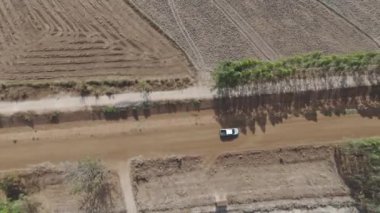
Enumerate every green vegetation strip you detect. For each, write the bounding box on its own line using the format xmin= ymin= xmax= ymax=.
xmin=213 ymin=52 xmax=380 ymax=88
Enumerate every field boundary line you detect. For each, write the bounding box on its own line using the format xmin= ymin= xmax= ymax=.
xmin=212 ymin=0 xmax=279 ymax=60
xmin=118 ymin=161 xmax=138 ymax=213
xmin=168 ymin=0 xmax=205 ymax=69
xmin=315 ymin=0 xmax=380 ymax=48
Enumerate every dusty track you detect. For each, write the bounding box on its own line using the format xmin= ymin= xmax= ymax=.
xmin=0 ymin=110 xmax=379 ymax=170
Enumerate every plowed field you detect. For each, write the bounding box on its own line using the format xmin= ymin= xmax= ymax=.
xmin=0 ymin=0 xmax=193 ymax=82
xmin=131 ymin=147 xmax=357 ymax=212
xmin=131 ymin=0 xmax=380 ymax=72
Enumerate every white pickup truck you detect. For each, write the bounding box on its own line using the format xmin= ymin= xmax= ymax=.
xmin=219 ymin=128 xmax=239 ymax=137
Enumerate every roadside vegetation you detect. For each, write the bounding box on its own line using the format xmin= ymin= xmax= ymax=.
xmin=0 ymin=78 xmax=192 ymax=101
xmin=0 ymin=175 xmax=39 ymax=213
xmin=67 ymin=158 xmax=115 ymax=213
xmin=338 ymin=138 xmax=380 ymax=212
xmin=213 ymin=52 xmax=380 ymax=88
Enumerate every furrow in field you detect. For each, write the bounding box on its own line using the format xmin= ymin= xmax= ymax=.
xmin=0 ymin=1 xmax=17 ymax=46
xmin=318 ymin=0 xmax=380 ymax=46
xmin=168 ymin=0 xmax=205 ymax=69
xmin=315 ymin=0 xmax=380 ymax=48
xmin=0 ymin=0 xmax=194 ymax=85
xmin=212 ymin=0 xmax=279 ymax=60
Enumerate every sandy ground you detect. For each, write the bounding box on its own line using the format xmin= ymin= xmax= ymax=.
xmin=130 ymin=146 xmax=354 ymax=212
xmin=0 ymin=110 xmax=379 ymax=170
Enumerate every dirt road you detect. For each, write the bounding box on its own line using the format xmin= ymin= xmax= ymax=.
xmin=0 ymin=110 xmax=379 ymax=170
xmin=1 ymin=74 xmax=378 ymax=116
xmin=0 ymin=86 xmax=213 ymax=115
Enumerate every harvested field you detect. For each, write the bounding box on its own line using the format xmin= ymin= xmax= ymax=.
xmin=0 ymin=163 xmax=126 ymax=213
xmin=319 ymin=0 xmax=380 ymax=46
xmin=131 ymin=0 xmax=380 ymax=73
xmin=129 ymin=0 xmax=261 ymax=73
xmin=0 ymin=0 xmax=193 ymax=85
xmin=131 ymin=146 xmax=357 ymax=212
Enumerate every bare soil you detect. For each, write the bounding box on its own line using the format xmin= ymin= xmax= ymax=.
xmin=131 ymin=0 xmax=379 ymax=75
xmin=0 ymin=110 xmax=379 ymax=170
xmin=130 ymin=146 xmax=355 ymax=212
xmin=319 ymin=0 xmax=380 ymax=46
xmin=0 ymin=0 xmax=194 ymax=99
xmin=0 ymin=110 xmax=378 ymax=212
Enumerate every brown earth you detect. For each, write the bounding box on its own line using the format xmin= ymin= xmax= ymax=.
xmin=319 ymin=0 xmax=380 ymax=46
xmin=130 ymin=146 xmax=356 ymax=212
xmin=0 ymin=110 xmax=379 ymax=212
xmin=0 ymin=0 xmax=194 ymax=99
xmin=131 ymin=0 xmax=380 ymax=73
xmin=0 ymin=110 xmax=379 ymax=170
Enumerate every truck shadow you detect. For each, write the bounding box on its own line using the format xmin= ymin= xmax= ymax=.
xmin=220 ymin=135 xmax=239 ymax=142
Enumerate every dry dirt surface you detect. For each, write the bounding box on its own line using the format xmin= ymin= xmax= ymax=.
xmin=0 ymin=163 xmax=126 ymax=213
xmin=0 ymin=110 xmax=379 ymax=170
xmin=319 ymin=0 xmax=380 ymax=45
xmin=130 ymin=0 xmax=380 ymax=73
xmin=0 ymin=0 xmax=193 ymax=82
xmin=130 ymin=146 xmax=357 ymax=212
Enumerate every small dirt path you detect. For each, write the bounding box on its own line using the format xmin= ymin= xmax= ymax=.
xmin=0 ymin=86 xmax=214 ymax=115
xmin=118 ymin=161 xmax=138 ymax=213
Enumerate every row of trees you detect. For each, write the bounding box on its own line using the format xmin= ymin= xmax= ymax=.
xmin=213 ymin=52 xmax=380 ymax=89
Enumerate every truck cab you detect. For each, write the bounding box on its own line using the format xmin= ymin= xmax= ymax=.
xmin=220 ymin=128 xmax=239 ymax=137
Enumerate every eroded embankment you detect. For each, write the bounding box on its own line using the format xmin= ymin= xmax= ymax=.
xmin=130 ymin=146 xmax=357 ymax=212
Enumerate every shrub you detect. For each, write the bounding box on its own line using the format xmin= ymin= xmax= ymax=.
xmin=67 ymin=158 xmax=114 ymax=213
xmin=78 ymin=83 xmax=91 ymax=97
xmin=49 ymin=111 xmax=60 ymax=124
xmin=57 ymin=81 xmax=77 ymax=89
xmin=0 ymin=175 xmax=25 ymax=201
xmin=102 ymin=106 xmax=120 ymax=120
xmin=342 ymin=138 xmax=380 ymax=212
xmin=0 ymin=196 xmax=40 ymax=213
xmin=191 ymin=99 xmax=201 ymax=111
xmin=102 ymin=106 xmax=118 ymax=114
xmin=0 ymin=199 xmax=22 ymax=213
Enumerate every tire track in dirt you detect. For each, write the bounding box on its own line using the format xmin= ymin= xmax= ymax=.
xmin=168 ymin=0 xmax=205 ymax=69
xmin=315 ymin=0 xmax=380 ymax=48
xmin=212 ymin=0 xmax=279 ymax=60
